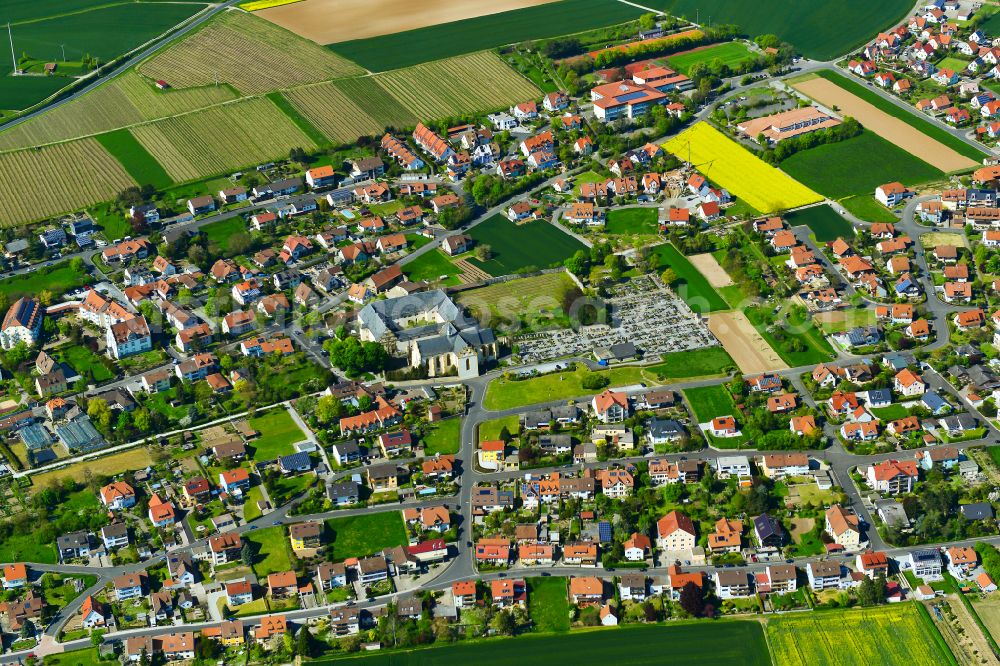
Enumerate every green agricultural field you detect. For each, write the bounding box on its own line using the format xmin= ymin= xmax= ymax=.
xmin=246 ymin=526 xmax=293 ymax=576
xmin=422 ymin=418 xmax=460 ymax=455
xmin=644 ymin=0 xmax=911 ymax=60
xmin=684 ymin=384 xmax=737 ymax=422
xmin=308 ymin=621 xmax=770 ymax=665
xmin=0 ymin=2 xmax=207 ymax=111
xmin=327 ymin=0 xmax=644 ymax=71
xmin=266 ymin=92 xmax=330 ymax=147
xmin=247 ymin=408 xmax=306 ymax=461
xmin=767 ymin=603 xmax=953 ymax=665
xmin=0 ymin=261 xmax=89 ymax=299
xmin=468 ymin=215 xmax=586 ymax=276
xmin=326 ymin=512 xmax=407 ymax=561
xmin=744 ymin=305 xmax=835 ymax=366
xmin=646 ymin=346 xmax=735 ymax=379
xmin=650 ymin=243 xmax=729 ymax=313
xmin=402 ymin=249 xmax=461 ymax=285
xmin=528 ymin=577 xmax=570 ymax=632
xmin=95 ymin=129 xmax=173 ymax=189
xmin=812 ymin=71 xmax=988 ymax=161
xmin=667 ymin=41 xmax=754 ymax=75
xmin=784 ymin=205 xmax=853 ymax=242
xmin=779 ymin=131 xmax=943 ymax=199
xmin=604 ymin=207 xmax=659 ymax=235
xmin=839 ymin=195 xmax=898 ymax=223
xmin=332 ymin=77 xmax=419 ymax=129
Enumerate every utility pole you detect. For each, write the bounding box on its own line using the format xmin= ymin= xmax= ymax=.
xmin=7 ymin=23 xmax=16 ymax=76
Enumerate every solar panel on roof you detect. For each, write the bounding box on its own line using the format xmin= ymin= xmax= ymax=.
xmin=614 ymin=91 xmax=648 ymax=103
xmin=598 ymin=521 xmax=612 ymax=543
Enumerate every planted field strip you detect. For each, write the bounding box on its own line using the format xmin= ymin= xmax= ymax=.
xmin=454 ymin=258 xmax=492 ymax=283
xmin=793 ymin=75 xmax=979 ymax=172
xmin=131 ymin=97 xmax=317 ymax=181
xmin=138 ymin=10 xmax=362 ymax=95
xmin=283 ymin=84 xmax=395 ymax=145
xmin=767 ymin=604 xmax=949 ymax=665
xmin=374 ymin=51 xmax=540 ymax=120
xmin=662 ymin=123 xmax=822 ymax=214
xmin=0 ymin=139 xmax=135 ymax=226
xmin=332 ymin=77 xmax=419 ymax=129
xmin=0 ymin=71 xmax=236 ymax=152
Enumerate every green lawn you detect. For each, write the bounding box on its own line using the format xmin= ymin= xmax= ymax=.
xmin=667 ymin=41 xmax=754 ymax=75
xmin=683 ymin=384 xmax=736 ymax=422
xmin=201 ymin=216 xmax=249 ymax=254
xmin=784 ymin=205 xmax=853 ymax=242
xmin=326 ymin=0 xmax=644 ymax=71
xmin=422 ymin=418 xmax=460 ymax=455
xmin=326 ymin=512 xmax=407 ymax=562
xmin=870 ymin=404 xmax=911 ymax=420
xmin=0 ymin=533 xmax=57 ymax=564
xmin=645 ymin=0 xmax=912 ymax=61
xmin=402 ymin=249 xmax=461 ymax=285
xmin=645 ymin=346 xmax=734 ymax=379
xmin=95 ymin=129 xmax=173 ymax=189
xmin=527 ymin=577 xmax=570 ymax=632
xmin=242 ymin=485 xmax=266 ymax=522
xmin=936 ymin=56 xmax=970 ymax=74
xmin=308 ymin=620 xmax=770 ymax=665
xmin=0 ymin=262 xmax=89 ymax=300
xmin=246 ymin=526 xmax=293 ymax=576
xmin=811 ymin=70 xmax=988 ymax=161
xmin=573 ymin=170 xmax=606 ymax=196
xmin=468 ymin=215 xmax=586 ymax=277
xmin=405 ymin=233 xmax=433 ymax=251
xmin=247 ymin=408 xmax=306 ymax=461
xmin=986 ymin=446 xmax=1000 ymax=467
xmin=744 ymin=305 xmax=835 ymax=366
xmin=839 ymin=195 xmax=897 ymax=223
xmin=604 ymin=207 xmax=659 ymax=235
xmin=54 ymin=344 xmax=115 ymax=382
xmin=479 ymin=415 xmax=520 ymax=442
xmin=484 ymin=364 xmax=655 ymax=411
xmin=779 ymin=131 xmax=943 ymax=199
xmin=41 ymin=647 xmax=118 ymax=666
xmin=651 ymin=243 xmax=729 ymax=313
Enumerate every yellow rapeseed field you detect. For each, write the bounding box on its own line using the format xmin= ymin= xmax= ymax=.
xmin=662 ymin=122 xmax=823 ymax=214
xmin=239 ymin=0 xmax=303 ymax=11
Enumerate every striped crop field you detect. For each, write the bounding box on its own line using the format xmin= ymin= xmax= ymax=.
xmin=0 ymin=71 xmax=236 ymax=152
xmin=131 ymin=97 xmax=317 ymax=182
xmin=0 ymin=139 xmax=135 ymax=226
xmin=662 ymin=122 xmax=823 ymax=214
xmin=138 ymin=10 xmax=363 ymax=95
xmin=331 ymin=77 xmax=419 ymax=129
xmin=283 ymin=83 xmax=397 ymax=145
xmin=374 ymin=51 xmax=540 ymax=121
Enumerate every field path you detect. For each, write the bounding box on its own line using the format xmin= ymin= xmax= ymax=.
xmin=708 ymin=311 xmax=789 ymax=374
xmin=793 ymin=78 xmax=977 ymax=172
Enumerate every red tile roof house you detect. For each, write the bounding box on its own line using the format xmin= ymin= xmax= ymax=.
xmin=591 ymin=389 xmax=629 ymax=423
xmin=866 ymin=459 xmax=918 ymax=494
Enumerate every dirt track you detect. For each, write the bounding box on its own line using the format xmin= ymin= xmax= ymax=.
xmin=794 ymin=77 xmax=978 ymax=172
xmin=689 ymin=252 xmax=734 ymax=287
xmin=257 ymin=0 xmax=558 ymax=44
xmin=708 ymin=311 xmax=789 ymax=374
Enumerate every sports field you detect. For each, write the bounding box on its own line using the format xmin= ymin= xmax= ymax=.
xmin=326 ymin=512 xmax=408 ymax=561
xmin=138 ymin=10 xmax=362 ymax=95
xmin=651 ymin=243 xmax=730 ymax=313
xmin=604 ymin=207 xmax=659 ymax=235
xmin=662 ymin=123 xmax=823 ymax=214
xmin=780 ymin=131 xmax=942 ymax=199
xmin=0 ymin=138 xmax=135 ymax=227
xmin=641 ymin=0 xmax=911 ymax=60
xmin=327 ymin=0 xmax=644 ymax=72
xmin=667 ymin=42 xmax=754 ymax=75
xmin=684 ymin=384 xmax=737 ymax=422
xmin=256 ymin=0 xmax=558 ymax=44
xmin=0 ymin=70 xmax=238 ymax=152
xmin=308 ymin=621 xmax=770 ymax=665
xmin=130 ymin=97 xmax=317 ymax=182
xmin=795 ymin=72 xmax=984 ymax=166
xmin=784 ymin=205 xmax=853 ymax=242
xmin=95 ymin=129 xmax=173 ymax=189
xmin=1 ymin=1 xmax=208 ymax=111
xmin=767 ymin=604 xmax=953 ymax=666
xmin=467 ymin=215 xmax=586 ymax=276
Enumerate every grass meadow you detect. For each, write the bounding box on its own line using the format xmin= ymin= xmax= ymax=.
xmin=95 ymin=129 xmax=173 ymax=189
xmin=667 ymin=42 xmax=754 ymax=74
xmin=325 ymin=512 xmax=408 ymax=561
xmin=784 ymin=205 xmax=853 ymax=242
xmin=651 ymin=243 xmax=729 ymax=313
xmin=684 ymin=384 xmax=737 ymax=422
xmin=467 ymin=215 xmax=586 ymax=276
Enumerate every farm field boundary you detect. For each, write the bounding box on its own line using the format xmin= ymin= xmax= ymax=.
xmin=95 ymin=128 xmax=174 ymax=189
